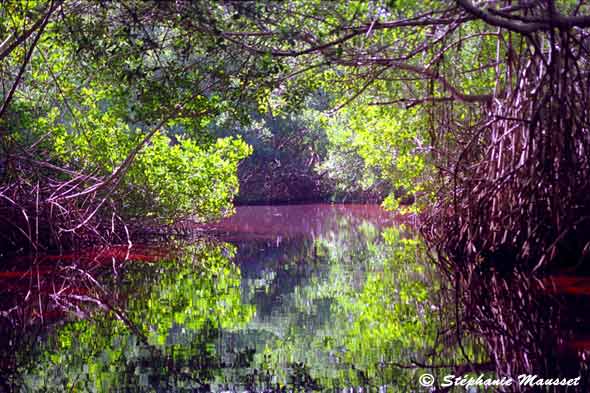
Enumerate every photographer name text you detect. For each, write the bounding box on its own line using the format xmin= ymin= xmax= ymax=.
xmin=419 ymin=373 xmax=581 ymax=389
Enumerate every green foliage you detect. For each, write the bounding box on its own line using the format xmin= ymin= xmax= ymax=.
xmin=29 ymin=87 xmax=251 ymax=222
xmin=201 ymin=0 xmax=523 ymax=210
xmin=337 ymin=227 xmax=434 ymax=355
xmin=1 ymin=1 xmax=266 ymax=226
xmin=320 ymin=104 xmax=430 ymax=209
xmin=316 ymin=110 xmax=383 ymax=197
xmin=1 ymin=0 xmax=523 ymax=221
xmin=211 ymin=102 xmax=331 ymax=203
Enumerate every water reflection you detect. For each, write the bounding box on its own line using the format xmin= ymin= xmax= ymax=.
xmin=2 ymin=204 xmax=588 ymax=392
xmin=450 ymin=267 xmax=590 ymax=391
xmin=203 ymin=204 xmax=406 ymax=241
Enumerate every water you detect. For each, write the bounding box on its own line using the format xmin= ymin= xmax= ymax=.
xmin=1 ymin=204 xmax=589 ymax=392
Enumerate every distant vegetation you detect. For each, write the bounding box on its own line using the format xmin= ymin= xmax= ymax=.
xmin=211 ymin=100 xmax=395 ymax=204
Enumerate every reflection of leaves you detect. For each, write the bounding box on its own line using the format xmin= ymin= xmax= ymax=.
xmin=19 ymin=241 xmax=254 ymax=391
xmin=288 ymin=362 xmax=321 ymax=391
xmin=246 ymin=221 xmax=442 ymax=390
xmin=15 ymin=215 xmax=475 ymax=392
xmin=341 ymin=228 xmax=435 ymax=355
xmin=132 ymin=243 xmax=255 ymax=346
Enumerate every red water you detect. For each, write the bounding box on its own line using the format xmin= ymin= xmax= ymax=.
xmin=0 ymin=244 xmax=172 ymax=323
xmin=544 ymin=275 xmax=590 ymax=296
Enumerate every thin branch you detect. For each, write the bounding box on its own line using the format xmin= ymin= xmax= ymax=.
xmin=368 ymin=96 xmax=456 ymax=107
xmin=350 ymin=57 xmax=494 ymax=103
xmin=0 ymin=1 xmax=60 ymax=62
xmin=0 ymin=1 xmax=58 ymax=122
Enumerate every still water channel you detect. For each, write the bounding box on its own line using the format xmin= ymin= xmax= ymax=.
xmin=0 ymin=204 xmax=588 ymax=392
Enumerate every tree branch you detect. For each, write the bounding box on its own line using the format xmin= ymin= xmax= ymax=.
xmin=347 ymin=58 xmax=494 ymax=103
xmin=0 ymin=1 xmax=60 ymax=62
xmin=457 ymin=0 xmax=590 ymax=32
xmin=0 ymin=1 xmax=59 ymax=122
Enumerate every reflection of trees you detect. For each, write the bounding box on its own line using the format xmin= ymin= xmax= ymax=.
xmin=233 ymin=210 xmax=590 ymax=392
xmin=233 ymin=216 xmax=481 ymax=392
xmin=446 ymin=268 xmax=590 ymax=391
xmin=9 ymin=209 xmax=577 ymax=392
xmin=7 ymin=242 xmax=254 ymax=391
xmin=0 ymin=246 xmax=170 ymax=390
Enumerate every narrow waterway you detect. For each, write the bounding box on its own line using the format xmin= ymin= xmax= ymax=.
xmin=1 ymin=204 xmax=589 ymax=392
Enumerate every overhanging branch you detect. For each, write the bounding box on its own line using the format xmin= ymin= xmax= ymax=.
xmin=457 ymin=0 xmax=590 ymax=32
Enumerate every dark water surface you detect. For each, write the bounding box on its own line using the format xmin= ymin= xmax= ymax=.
xmin=1 ymin=204 xmax=589 ymax=392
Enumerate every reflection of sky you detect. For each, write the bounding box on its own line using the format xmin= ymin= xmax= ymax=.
xmin=222 ymin=204 xmax=392 ymax=322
